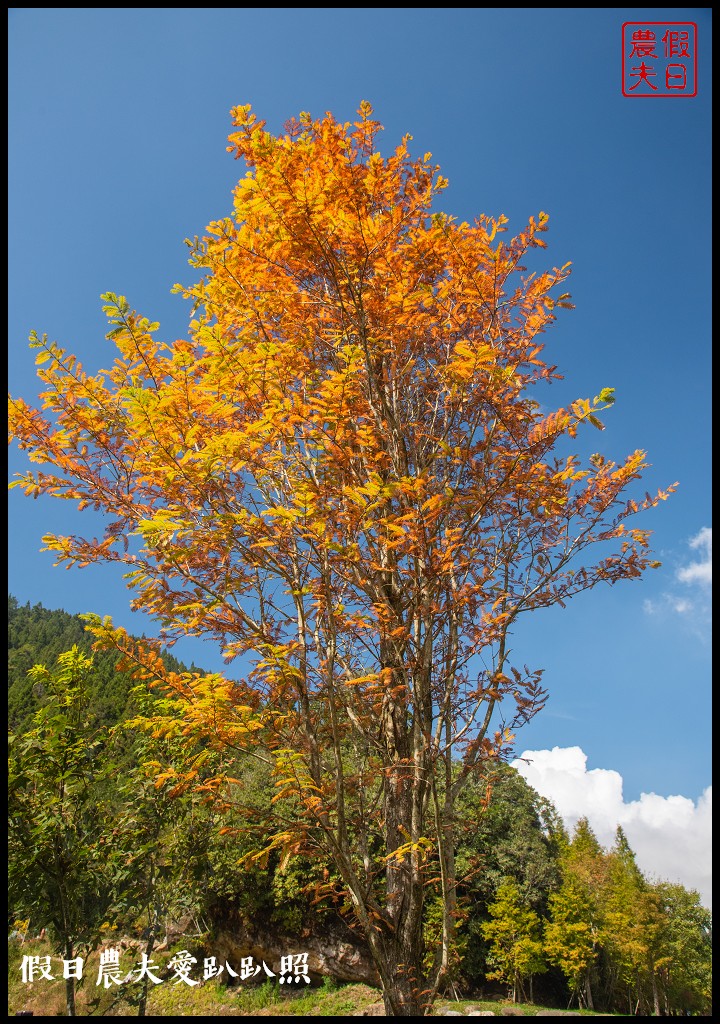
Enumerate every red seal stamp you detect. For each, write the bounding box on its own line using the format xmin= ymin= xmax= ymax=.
xmin=622 ymin=22 xmax=697 ymax=97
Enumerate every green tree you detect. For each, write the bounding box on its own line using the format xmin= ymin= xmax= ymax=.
xmin=600 ymin=826 xmax=662 ymax=1014
xmin=544 ymin=876 xmax=597 ymax=1010
xmin=651 ymin=881 xmax=712 ymax=1016
xmin=8 ymin=647 xmax=118 ymax=1016
xmin=9 ymin=643 xmax=245 ymax=1017
xmin=459 ymin=765 xmax=562 ymax=911
xmin=482 ymin=878 xmax=547 ymax=1003
xmin=454 ymin=765 xmax=562 ymax=990
xmin=544 ymin=819 xmax=607 ymax=1010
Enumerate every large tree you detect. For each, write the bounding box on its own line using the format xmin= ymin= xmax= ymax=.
xmin=8 ymin=102 xmax=673 ymax=1015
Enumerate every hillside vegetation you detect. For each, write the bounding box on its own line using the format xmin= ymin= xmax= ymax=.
xmin=8 ymin=597 xmax=712 ymax=1016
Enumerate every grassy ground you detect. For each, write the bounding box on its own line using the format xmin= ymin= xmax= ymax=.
xmin=430 ymin=1000 xmax=620 ymax=1016
xmin=9 ymin=936 xmax=620 ymax=1016
xmin=8 ymin=936 xmax=380 ymax=1017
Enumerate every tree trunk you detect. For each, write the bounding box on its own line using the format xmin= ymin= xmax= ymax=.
xmin=651 ymin=971 xmax=660 ymax=1016
xmin=583 ymin=969 xmax=594 ymax=1011
xmin=380 ymin=938 xmax=426 ymax=1016
xmin=137 ymin=927 xmax=156 ymax=1017
xmin=379 ymin=764 xmax=427 ymax=1015
xmin=64 ymin=938 xmax=76 ymax=1016
xmin=373 ymin=641 xmax=429 ymax=1016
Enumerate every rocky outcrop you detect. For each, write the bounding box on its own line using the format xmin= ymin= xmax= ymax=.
xmin=354 ymin=1003 xmax=385 ymax=1016
xmin=208 ymin=906 xmax=379 ymax=987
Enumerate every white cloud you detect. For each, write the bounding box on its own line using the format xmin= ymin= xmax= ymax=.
xmin=643 ymin=527 xmax=712 ymax=638
xmin=677 ymin=526 xmax=712 ymax=588
xmin=512 ymin=746 xmax=712 ymax=909
xmin=644 ymin=594 xmax=698 ymax=617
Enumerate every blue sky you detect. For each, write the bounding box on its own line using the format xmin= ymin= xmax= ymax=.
xmin=8 ymin=9 xmax=712 ymax=895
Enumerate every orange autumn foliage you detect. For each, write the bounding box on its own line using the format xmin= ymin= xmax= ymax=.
xmin=8 ymin=102 xmax=674 ymax=1015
